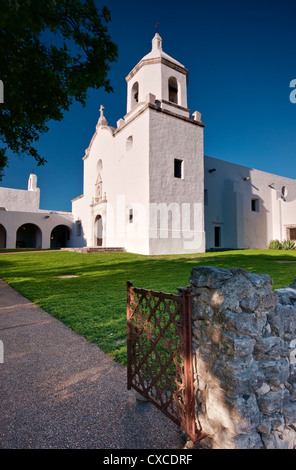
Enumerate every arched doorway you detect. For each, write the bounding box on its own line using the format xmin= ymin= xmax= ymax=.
xmin=50 ymin=225 xmax=70 ymax=248
xmin=0 ymin=224 xmax=6 ymax=248
xmin=94 ymin=215 xmax=103 ymax=246
xmin=16 ymin=223 xmax=42 ymax=248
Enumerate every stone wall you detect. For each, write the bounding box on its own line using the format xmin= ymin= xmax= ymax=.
xmin=189 ymin=266 xmax=296 ymax=449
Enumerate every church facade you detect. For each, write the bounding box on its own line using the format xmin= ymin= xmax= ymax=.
xmin=1 ymin=33 xmax=296 ymax=254
xmin=72 ymin=33 xmax=296 ymax=255
xmin=72 ymin=33 xmax=205 ymax=255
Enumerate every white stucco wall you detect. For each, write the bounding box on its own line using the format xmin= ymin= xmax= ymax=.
xmin=204 ymin=156 xmax=296 ymax=250
xmin=0 ymin=186 xmax=40 ymax=212
xmin=149 ymin=107 xmax=205 ymax=255
xmin=112 ymin=110 xmax=150 ymax=254
xmin=0 ymin=210 xmax=75 ymax=249
xmin=79 ymin=124 xmax=115 ymax=247
xmin=72 ymin=108 xmax=151 ymax=254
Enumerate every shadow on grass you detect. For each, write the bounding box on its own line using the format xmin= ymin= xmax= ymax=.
xmin=1 ymin=249 xmax=296 ymax=364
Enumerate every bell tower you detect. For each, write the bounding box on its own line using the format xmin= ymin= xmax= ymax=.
xmin=125 ymin=33 xmax=189 ymax=116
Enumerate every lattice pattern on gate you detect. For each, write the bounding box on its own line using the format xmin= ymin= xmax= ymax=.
xmin=127 ymin=282 xmax=204 ymax=443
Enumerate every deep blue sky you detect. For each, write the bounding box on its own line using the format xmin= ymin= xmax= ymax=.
xmin=1 ymin=0 xmax=296 ymax=211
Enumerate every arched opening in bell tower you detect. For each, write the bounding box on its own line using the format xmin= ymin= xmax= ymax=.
xmin=130 ymin=81 xmax=139 ymax=109
xmin=168 ymin=77 xmax=178 ymax=104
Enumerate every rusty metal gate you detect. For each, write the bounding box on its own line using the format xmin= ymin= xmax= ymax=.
xmin=127 ymin=281 xmax=204 ymax=443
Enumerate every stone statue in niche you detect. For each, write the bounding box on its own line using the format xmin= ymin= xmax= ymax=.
xmin=95 ymin=173 xmax=102 ymax=202
xmin=94 ymin=158 xmax=103 ymax=204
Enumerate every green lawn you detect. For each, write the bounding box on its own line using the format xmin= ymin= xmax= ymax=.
xmin=1 ymin=249 xmax=296 ymax=364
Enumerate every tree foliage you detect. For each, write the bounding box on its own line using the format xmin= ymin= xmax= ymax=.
xmin=0 ymin=0 xmax=118 ymax=179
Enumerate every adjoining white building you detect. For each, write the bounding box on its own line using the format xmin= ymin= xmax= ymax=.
xmin=0 ymin=173 xmax=79 ymax=249
xmin=204 ymin=156 xmax=296 ymax=250
xmin=1 ymin=33 xmax=296 ymax=253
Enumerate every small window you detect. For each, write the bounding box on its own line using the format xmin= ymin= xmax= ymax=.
xmin=76 ymin=221 xmax=82 ymax=237
xmin=288 ymin=228 xmax=296 ymax=240
xmin=174 ymin=159 xmax=183 ymax=179
xmin=204 ymin=189 xmax=208 ymax=206
xmin=129 ymin=208 xmax=133 ymax=223
xmin=0 ymin=80 xmax=3 ymax=104
xmin=251 ymin=198 xmax=259 ymax=212
xmin=214 ymin=226 xmax=221 ymax=248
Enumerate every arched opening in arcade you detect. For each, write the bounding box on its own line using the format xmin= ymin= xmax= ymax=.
xmin=0 ymin=224 xmax=6 ymax=248
xmin=50 ymin=225 xmax=70 ymax=249
xmin=16 ymin=223 xmax=42 ymax=249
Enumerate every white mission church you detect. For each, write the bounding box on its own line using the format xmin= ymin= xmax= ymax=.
xmin=1 ymin=33 xmax=296 ymax=254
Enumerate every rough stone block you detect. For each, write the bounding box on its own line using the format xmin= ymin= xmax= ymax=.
xmin=253 ymin=336 xmax=286 ymax=360
xmin=257 ymin=416 xmax=272 ymax=434
xmin=214 ymin=361 xmax=264 ymax=396
xmin=247 ymin=272 xmax=272 ymax=289
xmin=262 ymin=429 xmax=296 ymax=449
xmin=233 ymin=432 xmax=264 ymax=449
xmin=268 ymin=304 xmax=296 ymax=339
xmin=256 ymin=382 xmax=270 ymax=396
xmin=229 ymin=394 xmax=260 ymax=433
xmin=221 ymin=309 xmax=265 ymax=338
xmin=259 ymin=359 xmax=290 ymax=386
xmin=221 ymin=331 xmax=256 ymax=359
xmin=189 ymin=266 xmax=234 ymax=288
xmin=274 ymin=287 xmax=296 ymax=306
xmin=240 ymin=297 xmax=260 ymax=312
xmin=191 ymin=299 xmax=214 ymax=320
xmin=257 ymin=390 xmax=285 ymax=415
xmin=283 ymin=402 xmax=296 ymax=424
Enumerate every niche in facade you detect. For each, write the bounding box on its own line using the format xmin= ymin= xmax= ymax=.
xmin=126 ymin=136 xmax=133 ymax=151
xmin=96 ymin=159 xmax=103 ymax=202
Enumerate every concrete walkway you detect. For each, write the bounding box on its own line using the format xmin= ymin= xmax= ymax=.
xmin=0 ymin=279 xmax=181 ymax=449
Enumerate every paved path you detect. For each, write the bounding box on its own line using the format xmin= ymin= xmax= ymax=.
xmin=0 ymin=279 xmax=181 ymax=449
